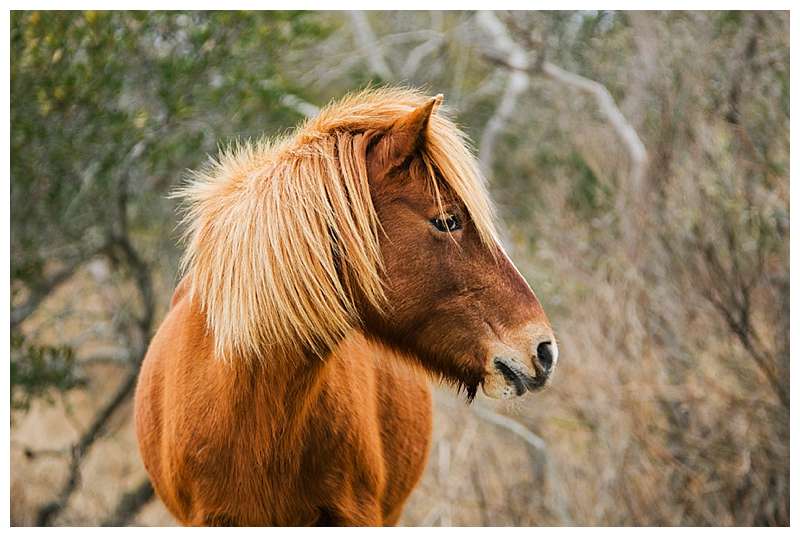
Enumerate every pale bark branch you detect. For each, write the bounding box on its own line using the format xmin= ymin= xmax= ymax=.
xmin=280 ymin=93 xmax=319 ymax=119
xmin=435 ymin=389 xmax=547 ymax=454
xmin=470 ymin=402 xmax=548 ymax=454
xmin=402 ymin=34 xmax=445 ymax=79
xmin=479 ymin=11 xmax=648 ymax=192
xmin=541 ymin=61 xmax=648 ymax=189
xmin=478 ymin=71 xmax=528 ymax=179
xmin=475 ymin=11 xmax=530 ymax=179
xmin=435 ymin=388 xmax=572 ymax=523
xmin=348 ymin=11 xmax=393 ymax=80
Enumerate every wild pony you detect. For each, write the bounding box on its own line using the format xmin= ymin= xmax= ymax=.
xmin=134 ymin=87 xmax=558 ymax=526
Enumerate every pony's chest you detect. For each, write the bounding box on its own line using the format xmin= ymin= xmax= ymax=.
xmin=217 ymin=414 xmax=383 ymax=524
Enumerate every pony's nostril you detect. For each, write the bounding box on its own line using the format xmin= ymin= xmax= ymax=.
xmin=536 ymin=342 xmax=554 ymax=373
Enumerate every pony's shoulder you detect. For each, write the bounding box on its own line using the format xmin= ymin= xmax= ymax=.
xmin=170 ymin=277 xmax=191 ymax=309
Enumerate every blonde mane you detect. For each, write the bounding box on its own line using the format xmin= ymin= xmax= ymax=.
xmin=175 ymin=87 xmax=499 ymax=361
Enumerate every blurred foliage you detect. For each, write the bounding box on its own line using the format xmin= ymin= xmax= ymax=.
xmin=11 ymin=10 xmax=329 ymax=407
xmin=11 ymin=332 xmax=83 ymax=412
xmin=10 ymin=10 xmax=327 ymax=294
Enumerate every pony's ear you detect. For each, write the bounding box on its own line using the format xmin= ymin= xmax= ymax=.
xmin=367 ymin=94 xmax=443 ymax=180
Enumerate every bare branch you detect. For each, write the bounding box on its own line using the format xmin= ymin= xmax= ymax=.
xmin=108 ymin=234 xmax=155 ymax=344
xmin=102 ymin=478 xmax=155 ymax=527
xmin=280 ymin=93 xmax=319 ymax=119
xmin=420 ymin=504 xmax=443 ymax=526
xmin=489 ymin=404 xmax=572 ymax=523
xmin=402 ymin=34 xmax=445 ymax=79
xmin=11 ymin=253 xmax=99 ymax=329
xmin=347 ymin=11 xmax=393 ymax=80
xmin=542 ymin=62 xmax=648 ymax=189
xmin=435 ymin=389 xmax=547 ymax=455
xmin=471 ymin=403 xmax=548 ymax=454
xmin=36 ymin=369 xmax=139 ymax=526
xmin=479 ymin=12 xmax=648 ymax=192
xmin=435 ymin=389 xmax=572 ymax=523
xmin=35 ymin=171 xmax=157 ymax=525
xmin=475 ymin=12 xmax=530 ymax=179
xmin=476 ymin=11 xmax=522 ymax=60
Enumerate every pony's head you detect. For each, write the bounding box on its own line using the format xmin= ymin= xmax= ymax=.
xmin=177 ymin=87 xmax=557 ymax=400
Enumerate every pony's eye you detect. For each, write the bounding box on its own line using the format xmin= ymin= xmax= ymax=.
xmin=431 ymin=215 xmax=461 ymax=232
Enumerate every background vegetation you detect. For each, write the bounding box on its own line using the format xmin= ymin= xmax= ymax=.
xmin=10 ymin=11 xmax=789 ymax=526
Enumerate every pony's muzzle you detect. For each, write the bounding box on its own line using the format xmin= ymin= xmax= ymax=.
xmin=481 ymin=325 xmax=558 ymax=399
xmin=482 ymin=331 xmax=558 ymax=399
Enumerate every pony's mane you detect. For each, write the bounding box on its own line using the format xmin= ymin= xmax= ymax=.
xmin=175 ymin=87 xmax=499 ymax=362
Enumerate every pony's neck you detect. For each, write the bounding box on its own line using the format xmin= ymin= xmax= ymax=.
xmin=184 ymin=272 xmax=339 ymax=426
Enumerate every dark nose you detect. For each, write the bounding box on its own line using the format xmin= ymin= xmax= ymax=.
xmin=536 ymin=341 xmax=554 ymax=374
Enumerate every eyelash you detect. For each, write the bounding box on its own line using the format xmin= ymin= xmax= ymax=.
xmin=431 ymin=214 xmax=462 ymax=232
